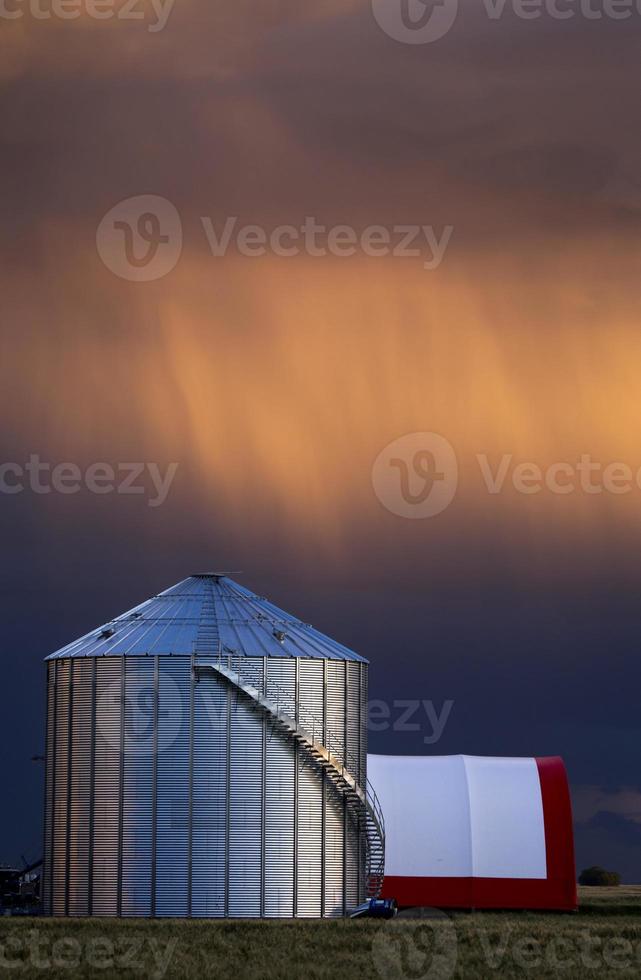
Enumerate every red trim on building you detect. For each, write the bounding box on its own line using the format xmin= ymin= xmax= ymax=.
xmin=379 ymin=757 xmax=577 ymax=911
xmin=535 ymin=756 xmax=577 ymax=911
xmin=380 ymin=876 xmax=575 ymax=910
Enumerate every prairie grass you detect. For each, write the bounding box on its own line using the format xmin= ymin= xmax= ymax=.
xmin=1 ymin=888 xmax=640 ymax=979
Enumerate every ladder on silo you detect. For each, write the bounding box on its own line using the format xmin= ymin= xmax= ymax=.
xmin=194 ymin=589 xmax=219 ymax=655
xmin=193 ymin=656 xmax=385 ymax=901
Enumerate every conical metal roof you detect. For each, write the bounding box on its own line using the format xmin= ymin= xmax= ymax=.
xmin=45 ymin=574 xmax=366 ymax=663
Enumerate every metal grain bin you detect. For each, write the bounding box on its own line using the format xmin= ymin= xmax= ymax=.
xmin=43 ymin=574 xmax=384 ymax=917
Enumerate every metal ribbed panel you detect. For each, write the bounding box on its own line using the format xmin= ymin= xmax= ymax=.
xmin=192 ymin=671 xmax=227 ymax=917
xmin=345 ymin=662 xmax=361 ymax=910
xmin=265 ymin=658 xmax=296 ymax=719
xmin=298 ymin=659 xmax=324 ymax=733
xmin=44 ymin=651 xmax=369 ymax=918
xmin=92 ymin=658 xmax=122 ymax=915
xmin=264 ymin=659 xmax=296 ymax=917
xmin=52 ymin=660 xmax=70 ymax=915
xmin=155 ymin=660 xmax=190 ymax=917
xmin=360 ymin=664 xmax=368 ymax=787
xmin=296 ymin=759 xmax=323 ymax=917
xmin=68 ymin=659 xmax=93 ymax=915
xmin=121 ymin=660 xmax=155 ymax=917
xmin=296 ymin=658 xmax=324 ymax=917
xmin=43 ymin=662 xmax=56 ymax=915
xmin=228 ymin=697 xmax=263 ymax=917
xmin=326 ymin=662 xmax=346 ymax=765
xmin=345 ymin=808 xmax=360 ymax=912
xmin=346 ymin=663 xmax=360 ymax=782
xmin=359 ymin=663 xmax=368 ymax=895
xmin=324 ymin=789 xmax=345 ymax=917
xmin=264 ymin=733 xmax=296 ymax=917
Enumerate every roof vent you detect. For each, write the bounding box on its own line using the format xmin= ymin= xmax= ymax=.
xmin=100 ymin=628 xmax=116 ymax=640
xmin=273 ymin=630 xmax=287 ymax=644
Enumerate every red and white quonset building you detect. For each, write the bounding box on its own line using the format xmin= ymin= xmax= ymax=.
xmin=369 ymin=754 xmax=577 ymax=911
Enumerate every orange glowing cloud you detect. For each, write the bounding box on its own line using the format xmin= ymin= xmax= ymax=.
xmin=5 ymin=235 xmax=641 ymax=567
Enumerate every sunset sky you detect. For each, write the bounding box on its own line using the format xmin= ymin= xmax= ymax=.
xmin=2 ymin=1 xmax=641 ymax=878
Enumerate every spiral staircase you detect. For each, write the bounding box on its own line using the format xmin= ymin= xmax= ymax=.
xmin=194 ymin=654 xmax=385 ymax=901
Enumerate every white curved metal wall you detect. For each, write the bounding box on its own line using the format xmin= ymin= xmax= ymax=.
xmin=43 ymin=655 xmax=367 ymax=917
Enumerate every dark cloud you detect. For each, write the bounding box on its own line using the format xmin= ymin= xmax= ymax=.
xmin=575 ymin=808 xmax=641 ymax=880
xmin=584 ymin=811 xmax=641 ymax=847
xmin=2 ymin=1 xmax=641 ymax=243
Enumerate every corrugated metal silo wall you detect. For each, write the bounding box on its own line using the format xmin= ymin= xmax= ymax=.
xmin=43 ymin=655 xmax=367 ymax=917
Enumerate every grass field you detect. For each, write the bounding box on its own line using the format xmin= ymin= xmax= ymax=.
xmin=2 ymin=887 xmax=641 ymax=979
